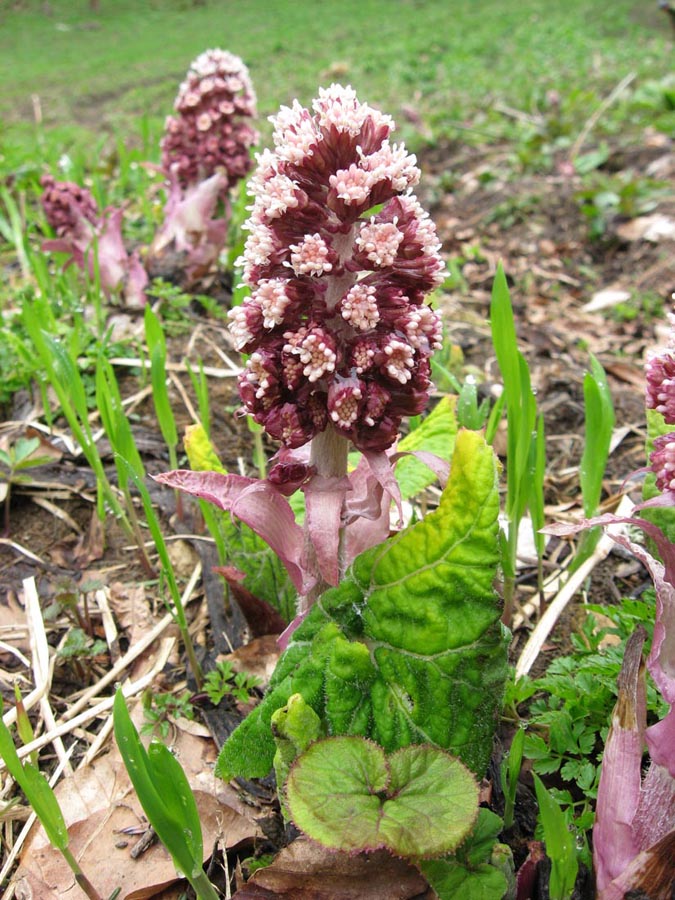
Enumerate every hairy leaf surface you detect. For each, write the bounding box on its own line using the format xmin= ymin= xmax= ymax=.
xmin=217 ymin=429 xmax=507 ymax=781
xmin=286 ymin=737 xmax=478 ymax=857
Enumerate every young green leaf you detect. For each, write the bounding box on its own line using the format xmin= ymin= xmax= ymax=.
xmin=395 ymin=395 xmax=457 ymax=500
xmin=272 ymin=693 xmax=323 ymax=818
xmin=286 ymin=736 xmax=479 ymax=858
xmin=113 ymin=691 xmax=208 ymax=886
xmin=580 ymin=354 xmax=614 ymax=516
xmin=184 ymin=422 xmax=227 ymax=474
xmin=0 ymin=698 xmax=68 ymax=851
xmin=96 ymin=355 xmax=145 ymax=491
xmin=528 ymin=413 xmax=546 ymax=564
xmin=118 ymin=457 xmax=202 ymax=685
xmin=419 ymin=807 xmax=509 ymax=898
xmin=420 ymin=859 xmax=508 ymax=900
xmin=533 ymin=773 xmax=579 ymax=900
xmin=144 ymin=306 xmax=178 ymax=464
xmin=502 ymin=726 xmax=525 ymax=831
xmin=185 ymin=359 xmax=211 ymax=438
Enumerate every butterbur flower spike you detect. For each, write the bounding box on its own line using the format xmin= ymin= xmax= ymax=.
xmin=40 ymin=175 xmax=147 ymax=307
xmin=159 ymin=86 xmax=446 ymax=621
xmin=151 ymin=49 xmax=258 ymax=285
xmin=161 ymin=49 xmax=258 ymax=196
xmin=230 ymin=83 xmax=445 ymax=454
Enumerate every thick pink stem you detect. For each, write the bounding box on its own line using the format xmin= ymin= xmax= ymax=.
xmin=298 ymin=426 xmax=351 ymax=613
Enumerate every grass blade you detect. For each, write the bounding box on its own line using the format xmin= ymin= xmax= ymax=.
xmin=113 ymin=691 xmax=198 ymax=878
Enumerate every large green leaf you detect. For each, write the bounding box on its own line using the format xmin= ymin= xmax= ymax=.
xmin=217 ymin=429 xmax=508 ymax=781
xmin=286 ymin=737 xmax=479 ymax=857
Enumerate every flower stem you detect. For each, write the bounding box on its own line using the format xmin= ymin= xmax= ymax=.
xmin=309 ymin=425 xmax=349 ymax=479
xmin=298 ymin=426 xmax=351 ymax=614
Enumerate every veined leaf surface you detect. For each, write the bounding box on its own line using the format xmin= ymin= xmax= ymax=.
xmin=217 ymin=429 xmax=508 ymax=781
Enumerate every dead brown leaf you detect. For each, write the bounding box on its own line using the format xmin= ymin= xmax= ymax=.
xmin=219 ymin=634 xmax=282 ymax=687
xmin=107 ymin=582 xmax=164 ymax=679
xmin=48 ymin=510 xmax=105 ymax=568
xmin=0 ymin=590 xmax=28 ymax=664
xmin=234 ymin=838 xmax=434 ymax=899
xmin=166 ymin=539 xmax=200 ymax=579
xmin=213 ymin=567 xmax=287 ymax=637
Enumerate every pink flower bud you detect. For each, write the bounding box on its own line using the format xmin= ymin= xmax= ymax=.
xmin=40 ymin=174 xmax=98 ymax=239
xmin=40 ymin=176 xmax=147 ymax=306
xmin=228 ymin=84 xmax=445 ymax=452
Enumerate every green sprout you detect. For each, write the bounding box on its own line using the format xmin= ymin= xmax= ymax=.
xmin=113 ymin=691 xmax=220 ymax=900
xmin=533 ymin=774 xmax=579 ymax=899
xmin=490 ymin=263 xmax=544 ymax=623
xmin=0 ymin=698 xmax=105 ymax=900
xmin=0 ymin=435 xmax=53 ymax=534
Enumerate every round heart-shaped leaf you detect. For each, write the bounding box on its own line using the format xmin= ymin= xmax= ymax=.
xmin=286 ymin=736 xmax=479 ymax=858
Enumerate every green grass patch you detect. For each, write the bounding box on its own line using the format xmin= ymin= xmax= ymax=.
xmin=1 ymin=0 xmax=672 ymax=157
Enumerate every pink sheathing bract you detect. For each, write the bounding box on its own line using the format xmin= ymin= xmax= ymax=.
xmin=592 ymin=629 xmax=645 ymax=892
xmin=149 ymin=171 xmax=229 ymax=284
xmin=152 ymin=469 xmax=308 ymax=593
xmin=228 ymin=83 xmax=445 ymax=453
xmin=545 ymin=510 xmax=675 ymax=895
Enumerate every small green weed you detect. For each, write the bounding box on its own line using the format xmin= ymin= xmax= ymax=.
xmin=145 ymin=279 xmax=195 ymax=336
xmin=141 ymin=662 xmax=261 ymax=739
xmin=0 ymin=435 xmax=54 ymax=533
xmin=576 ymin=171 xmax=670 ymax=240
xmin=608 ymin=291 xmax=665 ymax=324
xmin=57 ymin=627 xmax=108 ymax=661
xmin=142 ymin=691 xmax=196 ymax=739
xmin=202 ymin=660 xmax=262 ymax=706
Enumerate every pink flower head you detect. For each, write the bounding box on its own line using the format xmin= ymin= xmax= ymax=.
xmin=646 ymin=317 xmax=675 ymax=424
xmin=649 ymin=433 xmax=675 ymax=493
xmin=40 ymin=174 xmax=98 ymax=241
xmin=229 ymin=84 xmax=445 ymax=452
xmin=161 ymin=49 xmax=258 ymax=196
xmin=40 ymin=176 xmax=147 ymax=307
